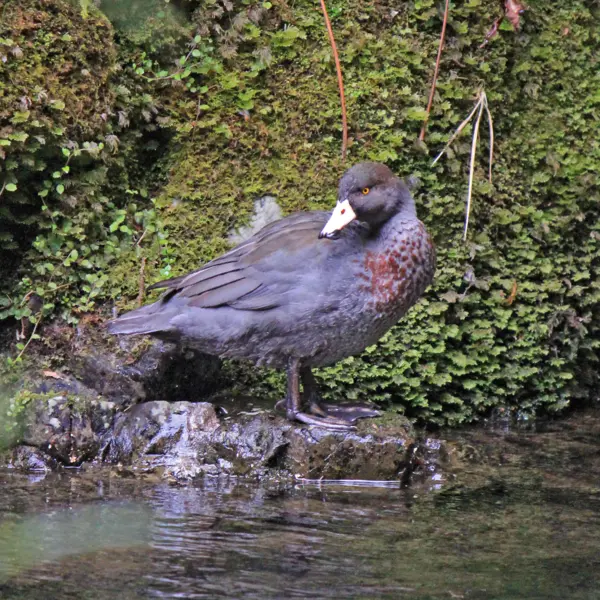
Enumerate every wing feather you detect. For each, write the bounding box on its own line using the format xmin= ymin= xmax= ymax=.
xmin=188 ymin=278 xmax=262 ymax=308
xmin=178 ymin=270 xmax=246 ymax=298
xmin=145 ymin=211 xmax=336 ymax=311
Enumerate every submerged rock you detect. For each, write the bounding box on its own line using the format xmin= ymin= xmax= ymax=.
xmin=7 ymin=445 xmax=60 ymax=472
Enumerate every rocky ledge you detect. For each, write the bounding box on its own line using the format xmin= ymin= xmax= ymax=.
xmin=7 ymin=396 xmax=443 ymax=484
xmin=1 ymin=323 xmax=446 ymax=484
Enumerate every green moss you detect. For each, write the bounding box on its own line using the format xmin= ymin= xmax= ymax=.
xmin=0 ymin=0 xmax=116 ymax=259
xmin=2 ymin=0 xmax=600 ymax=424
xmin=0 ymin=355 xmax=39 ymax=449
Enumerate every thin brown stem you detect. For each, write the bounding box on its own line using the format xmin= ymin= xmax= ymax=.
xmin=137 ymin=256 xmax=147 ymax=307
xmin=419 ymin=0 xmax=450 ymax=142
xmin=318 ymin=0 xmax=348 ymax=161
xmin=136 ymin=228 xmax=148 ymax=247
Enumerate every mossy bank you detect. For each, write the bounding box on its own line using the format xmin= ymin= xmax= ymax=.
xmin=1 ymin=0 xmax=600 ymax=426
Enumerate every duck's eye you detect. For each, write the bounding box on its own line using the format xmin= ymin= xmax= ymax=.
xmin=362 ymin=187 xmax=370 ymax=195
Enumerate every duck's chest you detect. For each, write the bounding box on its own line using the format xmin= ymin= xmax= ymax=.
xmin=355 ymin=221 xmax=435 ymax=317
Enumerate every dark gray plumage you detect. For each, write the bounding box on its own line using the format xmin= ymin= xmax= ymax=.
xmin=108 ymin=162 xmax=436 ymax=429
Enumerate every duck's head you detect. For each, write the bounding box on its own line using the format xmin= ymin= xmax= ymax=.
xmin=319 ymin=162 xmax=416 ymax=240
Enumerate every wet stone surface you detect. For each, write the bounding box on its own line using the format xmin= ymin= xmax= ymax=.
xmin=4 ymin=398 xmax=430 ymax=483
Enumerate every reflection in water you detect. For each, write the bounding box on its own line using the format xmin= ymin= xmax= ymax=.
xmin=0 ymin=501 xmax=151 ymax=581
xmin=1 ymin=412 xmax=600 ymax=599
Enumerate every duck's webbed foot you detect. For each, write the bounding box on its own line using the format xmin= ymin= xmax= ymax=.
xmin=292 ymin=410 xmax=357 ymax=431
xmin=283 ymin=359 xmax=356 ymax=431
xmin=310 ymin=402 xmax=382 ymax=424
xmin=300 ymin=367 xmax=381 ymax=426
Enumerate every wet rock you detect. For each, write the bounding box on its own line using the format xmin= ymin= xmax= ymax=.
xmin=17 ymin=391 xmax=116 ymax=467
xmin=285 ymin=427 xmax=410 ymax=480
xmin=98 ymin=400 xmax=428 ymax=482
xmin=2 ymin=394 xmax=453 ymax=483
xmin=5 ymin=445 xmax=59 ymax=471
xmin=21 ymin=395 xmax=72 ymax=463
xmin=105 ymin=401 xmax=220 ymax=465
xmin=193 ymin=413 xmax=291 ymax=479
xmin=1 ymin=320 xmax=450 ymax=483
xmin=103 ymin=401 xmax=289 ymax=479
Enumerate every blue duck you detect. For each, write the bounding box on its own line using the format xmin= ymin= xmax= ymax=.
xmin=107 ymin=162 xmax=436 ymax=429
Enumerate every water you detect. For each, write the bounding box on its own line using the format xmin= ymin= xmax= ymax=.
xmin=1 ymin=411 xmax=600 ymax=599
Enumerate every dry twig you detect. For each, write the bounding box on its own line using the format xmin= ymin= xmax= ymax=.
xmin=137 ymin=256 xmax=147 ymax=307
xmin=481 ymin=0 xmax=526 ymax=47
xmin=15 ymin=316 xmax=41 ymax=362
xmin=432 ymin=89 xmax=494 ymax=241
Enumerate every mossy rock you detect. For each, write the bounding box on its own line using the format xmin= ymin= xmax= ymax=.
xmin=0 ymin=0 xmax=116 ymax=260
xmin=1 ymin=0 xmax=600 ymax=425
xmin=0 ymin=0 xmax=115 ymax=133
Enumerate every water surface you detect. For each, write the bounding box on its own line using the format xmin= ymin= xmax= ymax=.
xmin=1 ymin=411 xmax=600 ymax=599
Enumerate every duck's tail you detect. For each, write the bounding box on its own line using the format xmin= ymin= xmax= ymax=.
xmin=106 ymin=302 xmax=175 ymax=336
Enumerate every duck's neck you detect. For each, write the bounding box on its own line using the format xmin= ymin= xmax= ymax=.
xmin=394 ymin=197 xmax=418 ymax=222
xmin=367 ymin=201 xmax=418 ymax=240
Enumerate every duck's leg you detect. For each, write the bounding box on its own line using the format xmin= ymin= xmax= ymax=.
xmin=285 ymin=358 xmax=354 ymax=430
xmin=301 ymin=367 xmax=381 ymax=424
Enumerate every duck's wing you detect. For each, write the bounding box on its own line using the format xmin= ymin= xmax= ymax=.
xmin=148 ymin=211 xmax=337 ymax=311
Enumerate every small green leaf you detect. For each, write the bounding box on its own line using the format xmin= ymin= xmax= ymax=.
xmin=5 ymin=183 xmax=17 ymax=192
xmin=403 ymin=106 xmax=428 ymax=121
xmin=109 ymin=214 xmax=125 ymax=232
xmin=11 ymin=111 xmax=30 ymax=124
xmin=56 ymin=184 xmax=65 ymax=194
xmin=9 ymin=132 xmax=28 ymax=142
